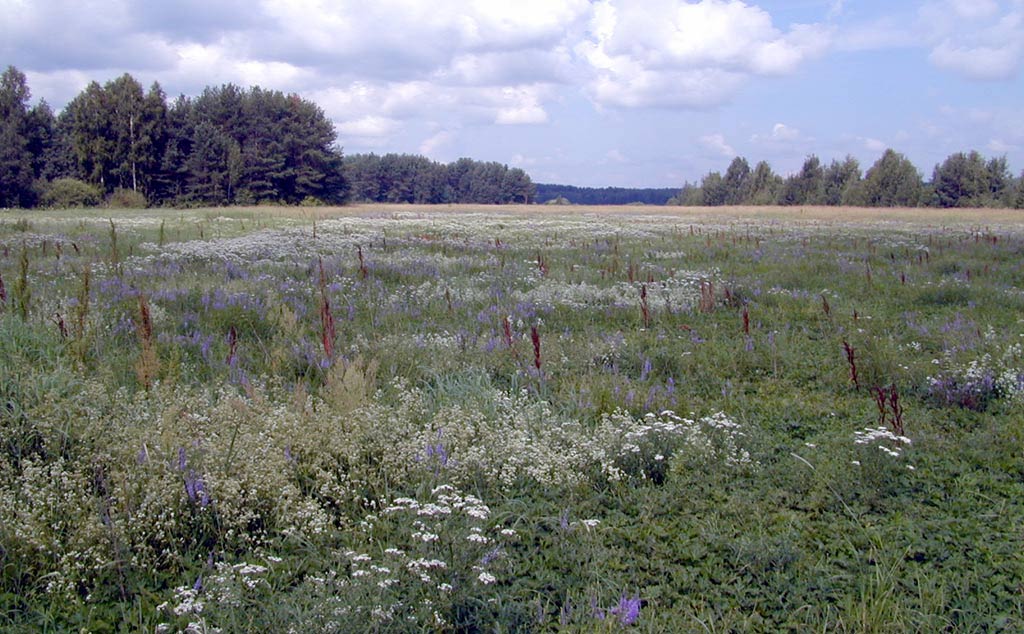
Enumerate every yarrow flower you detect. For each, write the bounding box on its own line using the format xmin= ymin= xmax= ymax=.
xmin=477 ymin=571 xmax=496 ymax=585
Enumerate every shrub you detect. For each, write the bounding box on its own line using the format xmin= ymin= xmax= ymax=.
xmin=38 ymin=178 xmax=103 ymax=208
xmin=106 ymin=187 xmax=149 ymax=209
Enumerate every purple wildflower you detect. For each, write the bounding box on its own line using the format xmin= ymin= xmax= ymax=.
xmin=560 ymin=600 xmax=573 ymax=626
xmin=425 ymin=442 xmax=449 ymax=467
xmin=178 ymin=447 xmax=187 ymax=471
xmin=185 ymin=470 xmax=209 ymax=507
xmin=481 ymin=547 xmax=502 ymax=565
xmin=610 ymin=593 xmax=642 ymax=625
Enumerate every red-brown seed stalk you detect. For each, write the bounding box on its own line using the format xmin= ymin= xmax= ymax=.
xmin=357 ymin=245 xmax=368 ymax=279
xmin=52 ymin=312 xmax=68 ymax=339
xmin=317 ymin=257 xmax=336 ymax=359
xmin=502 ymin=316 xmax=514 ymax=349
xmin=319 ymin=292 xmax=335 ymax=362
xmin=227 ymin=325 xmax=238 ymax=366
xmin=137 ymin=295 xmax=153 ymax=346
xmin=531 ymin=325 xmax=541 ymax=371
xmin=843 ymin=340 xmax=859 ymax=391
xmin=640 ymin=284 xmax=651 ymax=329
xmin=888 ymin=385 xmax=905 ymax=436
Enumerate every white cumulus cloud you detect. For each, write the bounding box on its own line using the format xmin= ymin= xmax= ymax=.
xmin=699 ymin=133 xmax=735 ymax=157
xmin=920 ymin=0 xmax=1024 ymax=80
xmin=578 ymin=0 xmax=831 ymax=109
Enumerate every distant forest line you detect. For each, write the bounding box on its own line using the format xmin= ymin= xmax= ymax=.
xmin=671 ymin=151 xmax=1024 ymax=209
xmin=3 ymin=65 xmax=1023 ymax=210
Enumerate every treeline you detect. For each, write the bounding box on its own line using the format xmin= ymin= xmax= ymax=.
xmin=534 ymin=184 xmax=678 ymax=205
xmin=673 ymin=150 xmax=1024 ymax=208
xmin=344 ymin=153 xmax=534 ymax=204
xmin=1 ymin=66 xmax=536 ymax=209
xmin=1 ymin=66 xmax=350 ymax=208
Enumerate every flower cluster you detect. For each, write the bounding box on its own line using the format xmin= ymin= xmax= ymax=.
xmin=928 ymin=342 xmax=1024 ymax=410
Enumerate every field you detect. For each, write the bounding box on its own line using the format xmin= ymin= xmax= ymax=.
xmin=1 ymin=204 xmax=1023 ymax=632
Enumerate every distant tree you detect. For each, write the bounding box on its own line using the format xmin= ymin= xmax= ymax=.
xmin=668 ymin=182 xmax=703 ymax=206
xmin=25 ymin=100 xmax=56 ymax=183
xmin=748 ymin=161 xmax=782 ymax=205
xmin=931 ymin=151 xmax=992 ymax=207
xmin=722 ymin=156 xmax=752 ymax=205
xmin=500 ymin=167 xmax=535 ymax=203
xmin=0 ymin=66 xmax=36 ymax=207
xmin=823 ymin=155 xmax=862 ymax=206
xmin=183 ymin=121 xmax=232 ymax=205
xmin=150 ymin=95 xmax=194 ymax=204
xmin=701 ymin=171 xmax=726 ymax=206
xmin=61 ymin=81 xmax=115 ymax=189
xmin=860 ymin=149 xmax=922 ymax=207
xmin=539 ymin=184 xmax=677 ymax=205
xmin=344 ymin=154 xmax=531 ymax=205
xmin=778 ymin=155 xmax=825 ymax=205
xmin=986 ymin=156 xmax=1012 ymax=207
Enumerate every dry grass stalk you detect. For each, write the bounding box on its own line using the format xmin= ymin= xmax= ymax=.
xmin=135 ymin=294 xmax=159 ymax=390
xmin=699 ymin=280 xmax=715 ymax=313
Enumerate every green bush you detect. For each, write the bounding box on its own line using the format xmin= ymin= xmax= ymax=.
xmin=38 ymin=178 xmax=103 ymax=208
xmin=106 ymin=187 xmax=148 ymax=209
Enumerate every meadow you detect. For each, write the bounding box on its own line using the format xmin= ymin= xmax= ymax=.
xmin=1 ymin=204 xmax=1023 ymax=632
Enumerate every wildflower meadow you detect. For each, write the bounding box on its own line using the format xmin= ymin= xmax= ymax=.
xmin=1 ymin=204 xmax=1023 ymax=632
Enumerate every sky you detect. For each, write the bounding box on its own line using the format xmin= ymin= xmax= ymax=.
xmin=2 ymin=0 xmax=1023 ymax=187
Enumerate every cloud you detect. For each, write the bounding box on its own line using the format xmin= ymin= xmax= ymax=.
xmin=827 ymin=0 xmax=845 ymax=20
xmin=699 ymin=133 xmax=735 ymax=157
xmin=919 ymin=0 xmax=1024 ymax=80
xmin=770 ymin=123 xmax=801 ymax=142
xmin=751 ymin=123 xmax=804 ymax=144
xmin=578 ymin=0 xmax=831 ymax=109
xmin=4 ymin=0 xmax=836 ymax=128
xmin=419 ymin=131 xmax=454 ymax=157
xmin=0 ymin=1 xmax=178 ymax=73
xmin=833 ymin=17 xmax=917 ymax=52
xmin=929 ymin=40 xmax=1022 ymax=80
xmin=988 ymin=138 xmax=1016 ymax=153
xmin=493 ymin=87 xmax=549 ymax=124
xmin=252 ymin=0 xmax=592 ymax=81
xmin=605 ymin=149 xmax=627 ymax=163
xmin=945 ymin=0 xmax=1000 ymax=20
xmin=336 ymin=116 xmax=401 ymax=138
xmin=860 ymin=137 xmax=888 ymax=153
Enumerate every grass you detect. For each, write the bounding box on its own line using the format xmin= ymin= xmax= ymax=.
xmin=1 ymin=204 xmax=1023 ymax=632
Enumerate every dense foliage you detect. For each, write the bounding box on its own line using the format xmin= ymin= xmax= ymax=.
xmin=2 ymin=206 xmax=1023 ymax=631
xmin=1 ymin=66 xmax=351 ymax=208
xmin=344 ymin=153 xmax=534 ymax=204
xmin=534 ymin=184 xmax=679 ymax=206
xmin=674 ymin=150 xmax=1024 ymax=208
xmin=0 ymin=66 xmax=539 ymax=210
